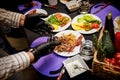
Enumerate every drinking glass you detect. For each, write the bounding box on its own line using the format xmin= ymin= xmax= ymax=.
xmin=80 ymin=40 xmax=94 ymax=61
xmin=80 ymin=40 xmax=94 ymax=56
xmin=78 ymin=0 xmax=91 ymax=14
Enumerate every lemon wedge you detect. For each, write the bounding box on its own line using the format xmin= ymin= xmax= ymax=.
xmin=72 ymin=24 xmax=84 ymax=30
xmin=51 ymin=24 xmax=59 ymax=30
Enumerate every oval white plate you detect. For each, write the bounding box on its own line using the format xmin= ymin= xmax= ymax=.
xmin=24 ymin=9 xmax=48 ymax=15
xmin=71 ymin=14 xmax=102 ymax=34
xmin=45 ymin=13 xmax=71 ymax=32
xmin=54 ymin=30 xmax=85 ymax=57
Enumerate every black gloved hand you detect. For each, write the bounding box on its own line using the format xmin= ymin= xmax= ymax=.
xmin=24 ymin=14 xmax=53 ymax=35
xmin=29 ymin=40 xmax=60 ymax=62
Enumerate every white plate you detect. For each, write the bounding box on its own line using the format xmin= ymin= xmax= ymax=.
xmin=54 ymin=30 xmax=85 ymax=57
xmin=45 ymin=13 xmax=71 ymax=32
xmin=113 ymin=15 xmax=120 ymax=32
xmin=59 ymin=0 xmax=69 ymax=4
xmin=59 ymin=0 xmax=81 ymax=4
xmin=24 ymin=9 xmax=48 ymax=15
xmin=71 ymin=14 xmax=102 ymax=34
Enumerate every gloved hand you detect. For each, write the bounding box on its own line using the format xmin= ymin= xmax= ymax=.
xmin=24 ymin=14 xmax=53 ymax=35
xmin=29 ymin=40 xmax=61 ymax=62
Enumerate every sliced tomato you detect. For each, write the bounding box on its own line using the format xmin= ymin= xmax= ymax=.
xmin=91 ymin=23 xmax=100 ymax=29
xmin=55 ymin=13 xmax=63 ymax=21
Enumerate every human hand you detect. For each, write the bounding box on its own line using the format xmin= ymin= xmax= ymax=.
xmin=24 ymin=14 xmax=53 ymax=35
xmin=29 ymin=40 xmax=60 ymax=62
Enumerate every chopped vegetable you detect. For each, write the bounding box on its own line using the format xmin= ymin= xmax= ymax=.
xmin=51 ymin=24 xmax=59 ymax=30
xmin=73 ymin=14 xmax=101 ymax=31
xmin=91 ymin=23 xmax=100 ymax=29
xmin=55 ymin=13 xmax=63 ymax=21
xmin=47 ymin=13 xmax=70 ymax=30
xmin=47 ymin=15 xmax=60 ymax=26
xmin=82 ymin=15 xmax=95 ymax=22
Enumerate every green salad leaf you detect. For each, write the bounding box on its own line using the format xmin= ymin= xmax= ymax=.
xmin=77 ymin=15 xmax=101 ymax=24
xmin=47 ymin=15 xmax=60 ymax=26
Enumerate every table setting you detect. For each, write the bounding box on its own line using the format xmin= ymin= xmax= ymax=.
xmin=24 ymin=0 xmax=120 ymax=80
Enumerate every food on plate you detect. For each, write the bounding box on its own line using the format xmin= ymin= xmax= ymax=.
xmin=47 ymin=13 xmax=70 ymax=30
xmin=72 ymin=14 xmax=101 ymax=31
xmin=54 ymin=33 xmax=83 ymax=52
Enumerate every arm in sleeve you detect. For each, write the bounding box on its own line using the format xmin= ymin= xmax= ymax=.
xmin=0 ymin=8 xmax=22 ymax=28
xmin=0 ymin=51 xmax=30 ymax=80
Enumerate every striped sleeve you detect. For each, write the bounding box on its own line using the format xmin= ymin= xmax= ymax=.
xmin=0 ymin=51 xmax=30 ymax=80
xmin=0 ymin=8 xmax=22 ymax=28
